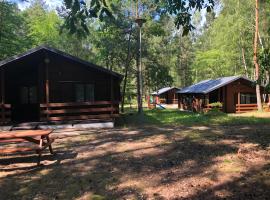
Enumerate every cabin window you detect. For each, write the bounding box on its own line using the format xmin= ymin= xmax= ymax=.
xmin=240 ymin=93 xmax=257 ymax=104
xmin=75 ymin=83 xmax=94 ymax=102
xmin=85 ymin=84 xmax=95 ymax=101
xmin=75 ymin=84 xmax=85 ymax=102
xmin=20 ymin=86 xmax=37 ymax=104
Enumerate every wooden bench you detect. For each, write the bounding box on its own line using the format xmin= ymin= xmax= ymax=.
xmin=0 ymin=130 xmax=54 ymax=165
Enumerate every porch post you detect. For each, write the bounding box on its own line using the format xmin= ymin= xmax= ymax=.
xmin=45 ymin=58 xmax=50 ymax=121
xmin=237 ymin=92 xmax=240 ymax=113
xmin=1 ymin=68 xmax=5 ymax=123
xmin=222 ymin=86 xmax=226 ymax=112
xmin=178 ymin=94 xmax=181 ymax=109
xmin=110 ymin=75 xmax=114 ymax=115
xmin=206 ymin=94 xmax=209 ymax=105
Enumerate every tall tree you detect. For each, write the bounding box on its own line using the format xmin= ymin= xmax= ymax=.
xmin=192 ymin=0 xmax=255 ymax=82
xmin=254 ymin=0 xmax=262 ymax=111
xmin=0 ymin=1 xmax=30 ymax=60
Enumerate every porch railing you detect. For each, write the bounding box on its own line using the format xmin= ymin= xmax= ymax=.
xmin=40 ymin=101 xmax=119 ymax=121
xmin=0 ymin=104 xmax=11 ymax=124
xmin=236 ymin=103 xmax=270 ymax=113
xmin=158 ymin=98 xmax=178 ymax=104
xmin=167 ymin=99 xmax=178 ymax=104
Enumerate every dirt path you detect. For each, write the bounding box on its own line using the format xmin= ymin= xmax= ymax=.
xmin=0 ymin=125 xmax=270 ymax=199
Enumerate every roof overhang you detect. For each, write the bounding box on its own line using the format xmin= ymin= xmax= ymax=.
xmin=0 ymin=45 xmax=123 ymax=80
xmin=151 ymin=87 xmax=180 ymax=95
xmin=177 ymin=76 xmax=260 ymax=94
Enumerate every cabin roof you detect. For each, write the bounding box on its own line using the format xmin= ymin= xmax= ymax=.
xmin=177 ymin=76 xmax=254 ymax=94
xmin=0 ymin=45 xmax=123 ymax=79
xmin=152 ymin=87 xmax=180 ymax=95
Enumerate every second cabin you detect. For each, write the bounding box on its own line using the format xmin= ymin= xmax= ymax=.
xmin=148 ymin=87 xmax=179 ymax=108
xmin=177 ymin=76 xmax=269 ymax=113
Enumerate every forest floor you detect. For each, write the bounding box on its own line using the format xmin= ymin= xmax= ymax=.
xmin=0 ymin=110 xmax=270 ymax=199
xmin=118 ymin=109 xmax=270 ymax=127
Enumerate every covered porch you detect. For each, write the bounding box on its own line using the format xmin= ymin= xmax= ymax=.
xmin=0 ymin=46 xmax=121 ymax=125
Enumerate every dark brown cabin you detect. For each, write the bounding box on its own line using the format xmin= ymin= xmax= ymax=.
xmin=0 ymin=46 xmax=122 ymax=124
xmin=177 ymin=76 xmax=268 ymax=113
xmin=151 ymin=87 xmax=179 ymax=104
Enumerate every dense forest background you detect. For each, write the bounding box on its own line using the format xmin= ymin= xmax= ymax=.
xmin=1 ymin=0 xmax=270 ymax=106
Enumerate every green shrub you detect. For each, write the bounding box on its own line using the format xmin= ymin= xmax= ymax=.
xmin=205 ymin=106 xmax=225 ymax=116
xmin=209 ymin=102 xmax=223 ymax=108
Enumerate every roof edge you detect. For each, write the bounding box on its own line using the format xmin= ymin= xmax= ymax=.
xmin=152 ymin=86 xmax=180 ymax=95
xmin=177 ymin=76 xmax=256 ymax=94
xmin=0 ymin=45 xmax=123 ymax=79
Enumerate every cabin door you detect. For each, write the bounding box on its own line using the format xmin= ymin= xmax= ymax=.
xmin=12 ymin=85 xmax=39 ymax=122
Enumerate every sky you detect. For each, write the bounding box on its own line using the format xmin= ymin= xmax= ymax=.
xmin=8 ymin=0 xmax=63 ymax=10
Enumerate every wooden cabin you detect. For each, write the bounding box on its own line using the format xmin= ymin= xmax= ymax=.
xmin=0 ymin=46 xmax=122 ymax=124
xmin=151 ymin=87 xmax=179 ymax=104
xmin=177 ymin=76 xmax=268 ymax=113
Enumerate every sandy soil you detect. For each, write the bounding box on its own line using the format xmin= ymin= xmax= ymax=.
xmin=0 ymin=125 xmax=270 ymax=200
xmin=232 ymin=111 xmax=270 ymax=118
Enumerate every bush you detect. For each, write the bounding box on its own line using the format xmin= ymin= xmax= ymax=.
xmin=205 ymin=102 xmax=224 ymax=116
xmin=209 ymin=102 xmax=223 ymax=108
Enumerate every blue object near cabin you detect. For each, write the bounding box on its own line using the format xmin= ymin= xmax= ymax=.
xmin=156 ymin=104 xmax=166 ymax=109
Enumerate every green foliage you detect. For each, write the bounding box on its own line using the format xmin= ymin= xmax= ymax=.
xmin=62 ymin=0 xmax=113 ymax=38
xmin=23 ymin=1 xmax=62 ymax=46
xmin=208 ymin=101 xmax=223 ymax=108
xmin=1 ymin=0 xmax=270 ymax=110
xmin=192 ymin=0 xmax=255 ymax=82
xmin=156 ymin=0 xmax=215 ymax=35
xmin=204 ymin=108 xmax=225 ymax=117
xmin=0 ymin=1 xmax=31 ymax=60
xmin=60 ymin=0 xmax=215 ymax=37
xmin=118 ymin=109 xmax=270 ymax=127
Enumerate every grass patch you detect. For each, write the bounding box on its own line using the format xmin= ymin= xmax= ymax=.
xmin=117 ymin=109 xmax=270 ymax=127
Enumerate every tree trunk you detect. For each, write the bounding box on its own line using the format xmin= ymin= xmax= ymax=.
xmin=254 ymin=0 xmax=262 ymax=111
xmin=121 ymin=26 xmax=132 ymax=113
xmin=241 ymin=47 xmax=248 ymax=77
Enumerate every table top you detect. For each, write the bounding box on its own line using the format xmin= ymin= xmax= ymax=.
xmin=0 ymin=130 xmax=53 ymax=139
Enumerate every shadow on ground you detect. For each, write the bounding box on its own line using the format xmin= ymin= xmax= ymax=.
xmin=0 ymin=125 xmax=269 ymax=199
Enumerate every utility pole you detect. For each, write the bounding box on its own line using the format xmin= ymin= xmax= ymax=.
xmin=135 ymin=1 xmax=146 ymax=114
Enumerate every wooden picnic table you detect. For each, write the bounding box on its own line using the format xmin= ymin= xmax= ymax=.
xmin=0 ymin=130 xmax=55 ymax=165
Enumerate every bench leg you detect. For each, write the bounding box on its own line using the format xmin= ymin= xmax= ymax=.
xmin=37 ymin=137 xmax=44 ymax=165
xmin=46 ymin=136 xmax=54 ymax=154
xmin=37 ymin=150 xmax=41 ymax=166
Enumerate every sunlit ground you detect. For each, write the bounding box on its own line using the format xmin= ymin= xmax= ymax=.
xmin=232 ymin=111 xmax=270 ymax=118
xmin=0 ymin=119 xmax=269 ymax=199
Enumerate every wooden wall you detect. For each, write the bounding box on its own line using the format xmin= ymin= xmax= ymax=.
xmin=178 ymin=78 xmax=261 ymax=113
xmin=158 ymin=88 xmax=178 ymax=104
xmin=0 ymin=50 xmax=121 ymax=122
xmin=45 ymin=53 xmax=120 ymax=103
xmin=224 ymin=79 xmax=257 ymax=113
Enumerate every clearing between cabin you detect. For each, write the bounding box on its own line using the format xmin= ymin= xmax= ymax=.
xmin=0 ymin=122 xmax=269 ymax=199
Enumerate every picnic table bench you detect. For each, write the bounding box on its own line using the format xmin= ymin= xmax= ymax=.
xmin=0 ymin=130 xmax=55 ymax=165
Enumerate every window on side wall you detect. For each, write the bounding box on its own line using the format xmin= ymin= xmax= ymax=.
xmin=20 ymin=86 xmax=37 ymax=104
xmin=240 ymin=93 xmax=257 ymax=104
xmin=85 ymin=84 xmax=94 ymax=102
xmin=75 ymin=83 xmax=94 ymax=102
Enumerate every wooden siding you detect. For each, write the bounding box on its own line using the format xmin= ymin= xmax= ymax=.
xmin=40 ymin=101 xmax=119 ymax=121
xmin=224 ymin=79 xmax=257 ymax=113
xmin=155 ymin=88 xmax=178 ymax=104
xmin=178 ymin=78 xmax=265 ymax=113
xmin=0 ymin=50 xmax=121 ymax=122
